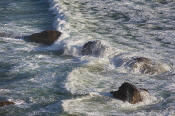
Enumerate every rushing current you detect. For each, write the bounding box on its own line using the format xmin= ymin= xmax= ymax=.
xmin=0 ymin=0 xmax=175 ymax=115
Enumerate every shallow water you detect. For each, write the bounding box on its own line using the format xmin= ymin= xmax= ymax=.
xmin=0 ymin=0 xmax=175 ymax=115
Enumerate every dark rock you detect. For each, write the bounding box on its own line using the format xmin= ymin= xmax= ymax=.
xmin=0 ymin=101 xmax=14 ymax=107
xmin=133 ymin=57 xmax=156 ymax=74
xmin=110 ymin=82 xmax=144 ymax=104
xmin=81 ymin=40 xmax=105 ymax=56
xmin=27 ymin=30 xmax=61 ymax=45
xmin=133 ymin=57 xmax=151 ymax=63
xmin=127 ymin=57 xmax=162 ymax=75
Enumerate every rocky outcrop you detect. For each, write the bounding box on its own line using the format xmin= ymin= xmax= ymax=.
xmin=0 ymin=101 xmax=14 ymax=107
xmin=27 ymin=30 xmax=61 ymax=45
xmin=81 ymin=40 xmax=106 ymax=56
xmin=126 ymin=57 xmax=169 ymax=75
xmin=110 ymin=82 xmax=148 ymax=104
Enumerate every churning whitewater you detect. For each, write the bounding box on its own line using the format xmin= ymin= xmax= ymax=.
xmin=0 ymin=0 xmax=175 ymax=115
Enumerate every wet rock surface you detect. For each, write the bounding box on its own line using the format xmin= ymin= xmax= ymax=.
xmin=127 ymin=57 xmax=169 ymax=75
xmin=81 ymin=40 xmax=106 ymax=56
xmin=110 ymin=82 xmax=146 ymax=104
xmin=0 ymin=101 xmax=14 ymax=107
xmin=27 ymin=30 xmax=61 ymax=45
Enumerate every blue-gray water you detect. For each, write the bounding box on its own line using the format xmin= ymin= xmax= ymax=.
xmin=0 ymin=0 xmax=175 ymax=115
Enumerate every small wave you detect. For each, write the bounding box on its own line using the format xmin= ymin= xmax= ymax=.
xmin=62 ymin=90 xmax=158 ymax=115
xmin=111 ymin=53 xmax=172 ymax=75
xmin=64 ymin=58 xmax=116 ymax=94
xmin=8 ymin=98 xmax=28 ymax=108
xmin=120 ymin=90 xmax=159 ymax=109
xmin=0 ymin=89 xmax=10 ymax=93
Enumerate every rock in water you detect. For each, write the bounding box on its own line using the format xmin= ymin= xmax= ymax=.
xmin=0 ymin=101 xmax=14 ymax=107
xmin=110 ymin=82 xmax=144 ymax=104
xmin=129 ymin=57 xmax=155 ymax=74
xmin=27 ymin=30 xmax=61 ymax=45
xmin=127 ymin=57 xmax=168 ymax=75
xmin=81 ymin=40 xmax=105 ymax=56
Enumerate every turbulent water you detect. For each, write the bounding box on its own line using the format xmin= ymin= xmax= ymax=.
xmin=0 ymin=0 xmax=175 ymax=115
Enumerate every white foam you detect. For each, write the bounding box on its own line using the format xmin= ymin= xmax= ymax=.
xmin=48 ymin=0 xmax=175 ymax=115
xmin=111 ymin=52 xmax=172 ymax=75
xmin=62 ymin=39 xmax=86 ymax=56
xmin=8 ymin=98 xmax=28 ymax=108
xmin=65 ymin=57 xmax=116 ymax=94
xmin=62 ymin=95 xmax=121 ymax=115
xmin=48 ymin=0 xmax=123 ymax=58
xmin=120 ymin=90 xmax=158 ymax=109
xmin=62 ymin=90 xmax=158 ymax=115
xmin=0 ymin=89 xmax=10 ymax=93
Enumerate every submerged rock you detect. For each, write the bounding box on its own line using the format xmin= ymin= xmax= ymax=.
xmin=81 ymin=40 xmax=106 ymax=56
xmin=27 ymin=30 xmax=61 ymax=45
xmin=127 ymin=57 xmax=169 ymax=75
xmin=110 ymin=82 xmax=148 ymax=104
xmin=0 ymin=101 xmax=14 ymax=107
